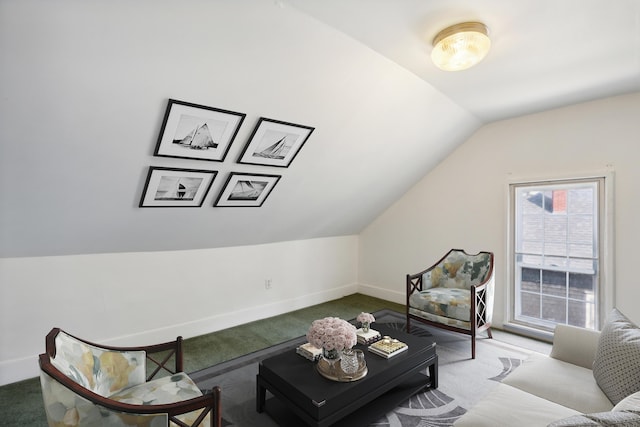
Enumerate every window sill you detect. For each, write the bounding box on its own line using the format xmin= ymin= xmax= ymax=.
xmin=502 ymin=322 xmax=554 ymax=343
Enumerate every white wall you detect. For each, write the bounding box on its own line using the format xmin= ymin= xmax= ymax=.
xmin=4 ymin=93 xmax=639 ymax=387
xmin=0 ymin=0 xmax=476 ymax=258
xmin=0 ymin=235 xmax=358 ymax=385
xmin=359 ymin=92 xmax=640 ymax=327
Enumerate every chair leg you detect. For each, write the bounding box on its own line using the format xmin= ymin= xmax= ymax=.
xmin=487 ymin=327 xmax=493 ymax=339
xmin=471 ymin=336 xmax=476 ymax=359
xmin=471 ymin=326 xmax=477 ymax=359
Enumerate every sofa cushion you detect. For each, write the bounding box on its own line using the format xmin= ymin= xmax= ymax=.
xmin=614 ymin=392 xmax=640 ymax=412
xmin=453 ymin=383 xmax=581 ymax=427
xmin=503 ymin=352 xmax=613 ymax=413
xmin=547 ymin=411 xmax=640 ymax=427
xmin=593 ymin=309 xmax=640 ymax=405
xmin=550 ymin=324 xmax=601 ymax=370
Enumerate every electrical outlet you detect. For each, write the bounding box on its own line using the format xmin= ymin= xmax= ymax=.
xmin=265 ymin=279 xmax=272 ymax=290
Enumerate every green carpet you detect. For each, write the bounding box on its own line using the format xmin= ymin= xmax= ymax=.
xmin=0 ymin=293 xmax=403 ymax=426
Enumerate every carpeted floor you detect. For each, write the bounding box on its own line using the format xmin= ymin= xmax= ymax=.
xmin=192 ymin=309 xmax=537 ymax=427
xmin=0 ymin=294 xmax=549 ymax=426
xmin=0 ymin=294 xmax=404 ymax=426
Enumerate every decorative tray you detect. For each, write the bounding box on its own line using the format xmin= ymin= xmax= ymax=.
xmin=316 ymin=356 xmax=368 ymax=382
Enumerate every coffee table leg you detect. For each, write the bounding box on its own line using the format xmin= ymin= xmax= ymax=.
xmin=256 ymin=375 xmax=266 ymax=413
xmin=429 ymin=355 xmax=438 ymax=389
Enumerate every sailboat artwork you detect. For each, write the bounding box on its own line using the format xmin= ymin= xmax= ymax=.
xmin=173 ymin=122 xmax=218 ymax=150
xmin=238 ymin=118 xmax=313 ymax=168
xmin=154 ymin=100 xmax=247 ymax=163
xmin=140 ymin=166 xmax=217 ymax=208
xmin=214 ymin=172 xmax=280 ymax=207
xmin=154 ymin=176 xmax=202 ymax=201
xmin=229 ymin=180 xmax=267 ymax=201
xmin=252 ymin=132 xmax=296 ymax=160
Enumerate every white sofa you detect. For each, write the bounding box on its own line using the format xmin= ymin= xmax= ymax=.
xmin=454 ymin=309 xmax=640 ymax=426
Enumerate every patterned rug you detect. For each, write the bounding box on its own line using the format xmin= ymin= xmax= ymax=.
xmin=190 ymin=310 xmax=533 ymax=427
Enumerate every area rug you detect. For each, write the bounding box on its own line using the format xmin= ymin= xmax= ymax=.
xmin=190 ymin=310 xmax=534 ymax=427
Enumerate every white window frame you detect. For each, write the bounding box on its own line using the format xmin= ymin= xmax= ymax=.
xmin=504 ymin=170 xmax=615 ymax=341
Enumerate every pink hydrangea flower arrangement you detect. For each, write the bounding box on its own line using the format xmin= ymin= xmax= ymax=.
xmin=306 ymin=317 xmax=357 ymax=351
xmin=356 ymin=312 xmax=375 ymax=324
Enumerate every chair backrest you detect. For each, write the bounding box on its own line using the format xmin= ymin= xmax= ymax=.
xmin=422 ymin=249 xmax=493 ymax=290
xmin=48 ymin=329 xmax=146 ymax=397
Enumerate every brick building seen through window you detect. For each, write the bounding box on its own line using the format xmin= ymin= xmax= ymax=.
xmin=512 ymin=180 xmax=600 ymax=331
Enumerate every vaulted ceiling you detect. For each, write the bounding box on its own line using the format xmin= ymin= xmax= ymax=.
xmin=1 ymin=0 xmax=638 ymax=258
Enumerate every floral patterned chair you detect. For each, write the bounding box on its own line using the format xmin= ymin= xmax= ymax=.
xmin=406 ymin=249 xmax=494 ymax=359
xmin=39 ymin=327 xmax=222 ymax=427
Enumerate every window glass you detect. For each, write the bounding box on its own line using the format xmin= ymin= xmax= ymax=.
xmin=512 ymin=180 xmax=600 ymax=331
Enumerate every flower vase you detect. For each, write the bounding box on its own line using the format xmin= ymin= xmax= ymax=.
xmin=322 ymin=348 xmax=340 ymax=363
xmin=321 ymin=348 xmax=340 ymax=375
xmin=362 ymin=321 xmax=370 ymax=332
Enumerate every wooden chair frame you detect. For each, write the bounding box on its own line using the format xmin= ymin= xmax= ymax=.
xmin=40 ymin=327 xmax=222 ymax=427
xmin=406 ymin=249 xmax=494 ymax=359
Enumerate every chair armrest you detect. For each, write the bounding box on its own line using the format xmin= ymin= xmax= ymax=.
xmin=550 ymin=324 xmax=600 ymax=369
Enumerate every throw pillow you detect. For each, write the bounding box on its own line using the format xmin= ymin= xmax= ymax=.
xmin=593 ymin=309 xmax=640 ymax=405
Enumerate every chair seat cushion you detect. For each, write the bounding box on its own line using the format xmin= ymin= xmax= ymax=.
xmin=110 ymin=372 xmax=202 ymax=404
xmin=409 ymin=288 xmax=471 ymax=322
xmin=110 ymin=372 xmax=210 ymax=426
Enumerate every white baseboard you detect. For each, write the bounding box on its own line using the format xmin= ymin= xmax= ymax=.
xmin=0 ymin=356 xmax=38 ymax=387
xmin=0 ymin=284 xmax=358 ymax=386
xmin=103 ymin=285 xmax=357 ymax=346
xmin=357 ymin=282 xmax=404 ymax=305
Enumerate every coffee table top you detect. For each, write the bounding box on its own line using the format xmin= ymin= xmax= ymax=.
xmin=258 ymin=323 xmax=436 ymax=423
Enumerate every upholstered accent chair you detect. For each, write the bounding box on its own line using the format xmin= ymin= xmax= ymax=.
xmin=39 ymin=327 xmax=222 ymax=427
xmin=406 ymin=249 xmax=495 ymax=359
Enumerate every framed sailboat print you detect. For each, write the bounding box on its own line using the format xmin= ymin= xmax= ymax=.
xmin=237 ymin=117 xmax=314 ymax=168
xmin=154 ymin=99 xmax=246 ymax=162
xmin=139 ymin=166 xmax=217 ymax=207
xmin=214 ymin=172 xmax=281 ymax=207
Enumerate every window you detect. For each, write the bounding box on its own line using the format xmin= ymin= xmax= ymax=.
xmin=509 ymin=177 xmax=607 ymax=334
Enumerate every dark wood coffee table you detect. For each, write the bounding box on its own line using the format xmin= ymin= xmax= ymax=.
xmin=256 ymin=324 xmax=437 ymax=427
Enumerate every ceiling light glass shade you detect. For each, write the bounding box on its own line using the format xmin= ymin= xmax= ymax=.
xmin=431 ymin=22 xmax=491 ymax=71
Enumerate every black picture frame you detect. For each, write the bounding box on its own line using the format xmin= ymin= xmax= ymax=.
xmin=214 ymin=172 xmax=281 ymax=207
xmin=154 ymin=99 xmax=246 ymax=162
xmin=139 ymin=166 xmax=217 ymax=208
xmin=237 ymin=117 xmax=314 ymax=168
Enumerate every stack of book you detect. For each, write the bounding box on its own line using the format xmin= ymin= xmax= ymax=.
xmin=368 ymin=336 xmax=408 ymax=359
xmin=356 ymin=328 xmax=382 ymax=345
xmin=296 ymin=343 xmax=322 ymax=361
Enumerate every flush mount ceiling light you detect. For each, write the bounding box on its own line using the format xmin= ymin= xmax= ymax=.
xmin=431 ymin=22 xmax=491 ymax=71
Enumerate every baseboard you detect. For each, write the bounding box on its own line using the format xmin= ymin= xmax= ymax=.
xmin=0 ymin=356 xmax=38 ymax=386
xmin=103 ymin=285 xmax=359 ymax=346
xmin=357 ymin=282 xmax=404 ymax=305
xmin=0 ymin=284 xmax=358 ymax=387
